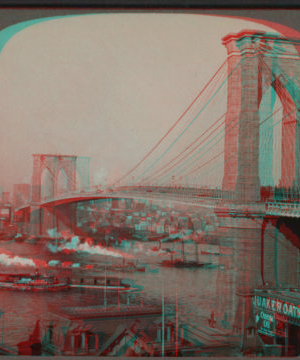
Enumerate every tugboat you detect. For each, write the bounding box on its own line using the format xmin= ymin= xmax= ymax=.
xmin=0 ymin=272 xmax=69 ymax=291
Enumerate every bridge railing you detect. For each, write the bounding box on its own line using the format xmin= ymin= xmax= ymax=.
xmin=113 ymin=186 xmax=236 ymax=201
xmin=31 ymin=185 xmax=237 ymax=207
xmin=41 ymin=190 xmax=82 ymax=203
xmin=266 ymin=202 xmax=300 ymax=217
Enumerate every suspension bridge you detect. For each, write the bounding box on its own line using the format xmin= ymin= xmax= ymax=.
xmin=12 ymin=30 xmax=300 ymax=335
xmin=16 ymin=30 xmax=300 ymax=216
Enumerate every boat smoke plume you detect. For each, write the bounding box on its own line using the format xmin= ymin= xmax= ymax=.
xmin=47 ymin=236 xmax=135 ymax=259
xmin=0 ymin=249 xmax=36 ymax=267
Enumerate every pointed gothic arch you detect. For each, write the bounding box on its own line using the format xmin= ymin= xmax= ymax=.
xmin=31 ymin=154 xmax=90 ymax=204
xmin=258 ymin=86 xmax=279 ymax=187
xmin=75 ymin=170 xmax=81 ymax=191
xmin=41 ymin=167 xmax=54 ymax=201
xmin=55 ymin=167 xmax=68 ymax=196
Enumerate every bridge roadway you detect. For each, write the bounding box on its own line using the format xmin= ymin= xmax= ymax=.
xmin=15 ymin=186 xmax=300 ymax=219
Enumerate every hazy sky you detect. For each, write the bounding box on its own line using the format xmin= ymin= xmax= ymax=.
xmin=0 ymin=13 xmax=282 ymax=192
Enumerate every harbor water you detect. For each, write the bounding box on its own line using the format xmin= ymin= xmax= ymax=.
xmin=0 ymin=239 xmax=233 ymax=351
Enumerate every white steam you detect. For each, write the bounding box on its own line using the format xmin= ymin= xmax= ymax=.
xmin=0 ymin=250 xmax=36 ymax=267
xmin=47 ymin=236 xmax=135 ymax=259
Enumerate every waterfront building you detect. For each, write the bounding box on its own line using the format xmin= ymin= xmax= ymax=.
xmin=41 ymin=304 xmax=179 ymax=356
xmin=246 ymin=288 xmax=300 ymax=356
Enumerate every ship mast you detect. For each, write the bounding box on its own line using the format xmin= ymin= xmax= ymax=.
xmin=0 ymin=298 xmax=4 ymax=345
xmin=162 ymin=279 xmax=164 ymax=357
xmin=176 ymin=280 xmax=178 ymax=356
xmin=181 ymin=229 xmax=185 ymax=263
xmin=104 ymin=262 xmax=107 ymax=309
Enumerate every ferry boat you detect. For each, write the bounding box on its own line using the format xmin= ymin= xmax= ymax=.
xmin=0 ymin=273 xmax=69 ymax=291
xmin=69 ymin=271 xmax=132 ymax=290
xmin=0 ymin=271 xmax=133 ymax=292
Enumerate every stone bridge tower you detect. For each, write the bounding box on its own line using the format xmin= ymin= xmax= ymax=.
xmin=30 ymin=154 xmax=90 ymax=236
xmin=222 ymin=30 xmax=300 ymax=202
xmin=218 ymin=30 xmax=300 ymax=339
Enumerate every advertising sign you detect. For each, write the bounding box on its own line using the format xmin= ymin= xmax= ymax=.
xmin=275 ymin=313 xmax=288 ymax=338
xmin=256 ymin=310 xmax=275 ymax=337
xmin=253 ymin=295 xmax=300 ymax=322
xmin=253 ymin=295 xmax=289 ymax=338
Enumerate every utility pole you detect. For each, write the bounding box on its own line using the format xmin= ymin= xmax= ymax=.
xmin=1 ymin=298 xmax=4 ymax=345
xmin=118 ymin=264 xmax=120 ymax=308
xmin=104 ymin=263 xmax=107 ymax=309
xmin=240 ymin=296 xmax=245 ymax=349
xmin=162 ymin=279 xmax=165 ymax=357
xmin=176 ymin=280 xmax=178 ymax=357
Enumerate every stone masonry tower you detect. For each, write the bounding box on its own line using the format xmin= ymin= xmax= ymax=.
xmin=222 ymin=30 xmax=300 ymax=202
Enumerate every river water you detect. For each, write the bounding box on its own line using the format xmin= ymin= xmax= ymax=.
xmin=0 ymin=239 xmax=234 ymax=351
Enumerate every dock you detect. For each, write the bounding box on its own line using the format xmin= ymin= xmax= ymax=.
xmin=0 ymin=344 xmax=18 ymax=355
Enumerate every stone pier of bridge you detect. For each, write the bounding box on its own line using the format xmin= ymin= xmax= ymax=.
xmin=30 ymin=203 xmax=78 ymax=237
xmin=42 ymin=204 xmax=78 ymax=236
xmin=213 ymin=205 xmax=299 ymax=338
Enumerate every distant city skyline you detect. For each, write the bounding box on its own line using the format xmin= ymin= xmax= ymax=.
xmin=0 ymin=12 xmax=294 ymax=193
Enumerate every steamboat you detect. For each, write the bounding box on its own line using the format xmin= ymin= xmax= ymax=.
xmin=0 ymin=272 xmax=69 ymax=291
xmin=0 ymin=271 xmax=132 ymax=292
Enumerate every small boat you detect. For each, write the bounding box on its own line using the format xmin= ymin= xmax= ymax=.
xmin=200 ymin=244 xmax=233 ymax=256
xmin=201 ymin=250 xmax=218 ymax=255
xmin=14 ymin=234 xmax=27 ymax=243
xmin=110 ymin=259 xmax=146 ymax=273
xmin=109 ymin=265 xmax=146 ymax=273
xmin=160 ymin=259 xmax=212 ymax=268
xmin=27 ymin=236 xmax=38 ymax=245
xmin=0 ymin=273 xmax=69 ymax=292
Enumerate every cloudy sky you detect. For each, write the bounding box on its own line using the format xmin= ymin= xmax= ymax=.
xmin=0 ymin=13 xmax=287 ymax=193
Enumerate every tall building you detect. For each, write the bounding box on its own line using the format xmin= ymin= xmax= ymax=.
xmin=111 ymin=199 xmax=119 ymax=209
xmin=13 ymin=184 xmax=31 ymax=207
xmin=2 ymin=192 xmax=10 ymax=204
xmin=125 ymin=199 xmax=133 ymax=210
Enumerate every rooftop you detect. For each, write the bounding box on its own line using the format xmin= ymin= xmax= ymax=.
xmin=52 ymin=304 xmax=174 ymax=320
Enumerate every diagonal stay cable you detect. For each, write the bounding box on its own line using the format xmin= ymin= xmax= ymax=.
xmin=144 ymin=112 xmax=226 ymax=184
xmin=157 ymin=112 xmax=239 ymax=185
xmin=192 ymin=106 xmax=296 ymax=184
xmin=132 ymin=60 xmax=234 ymax=184
xmin=161 ymin=100 xmax=291 ymax=186
xmin=113 ymin=58 xmax=229 ymax=186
